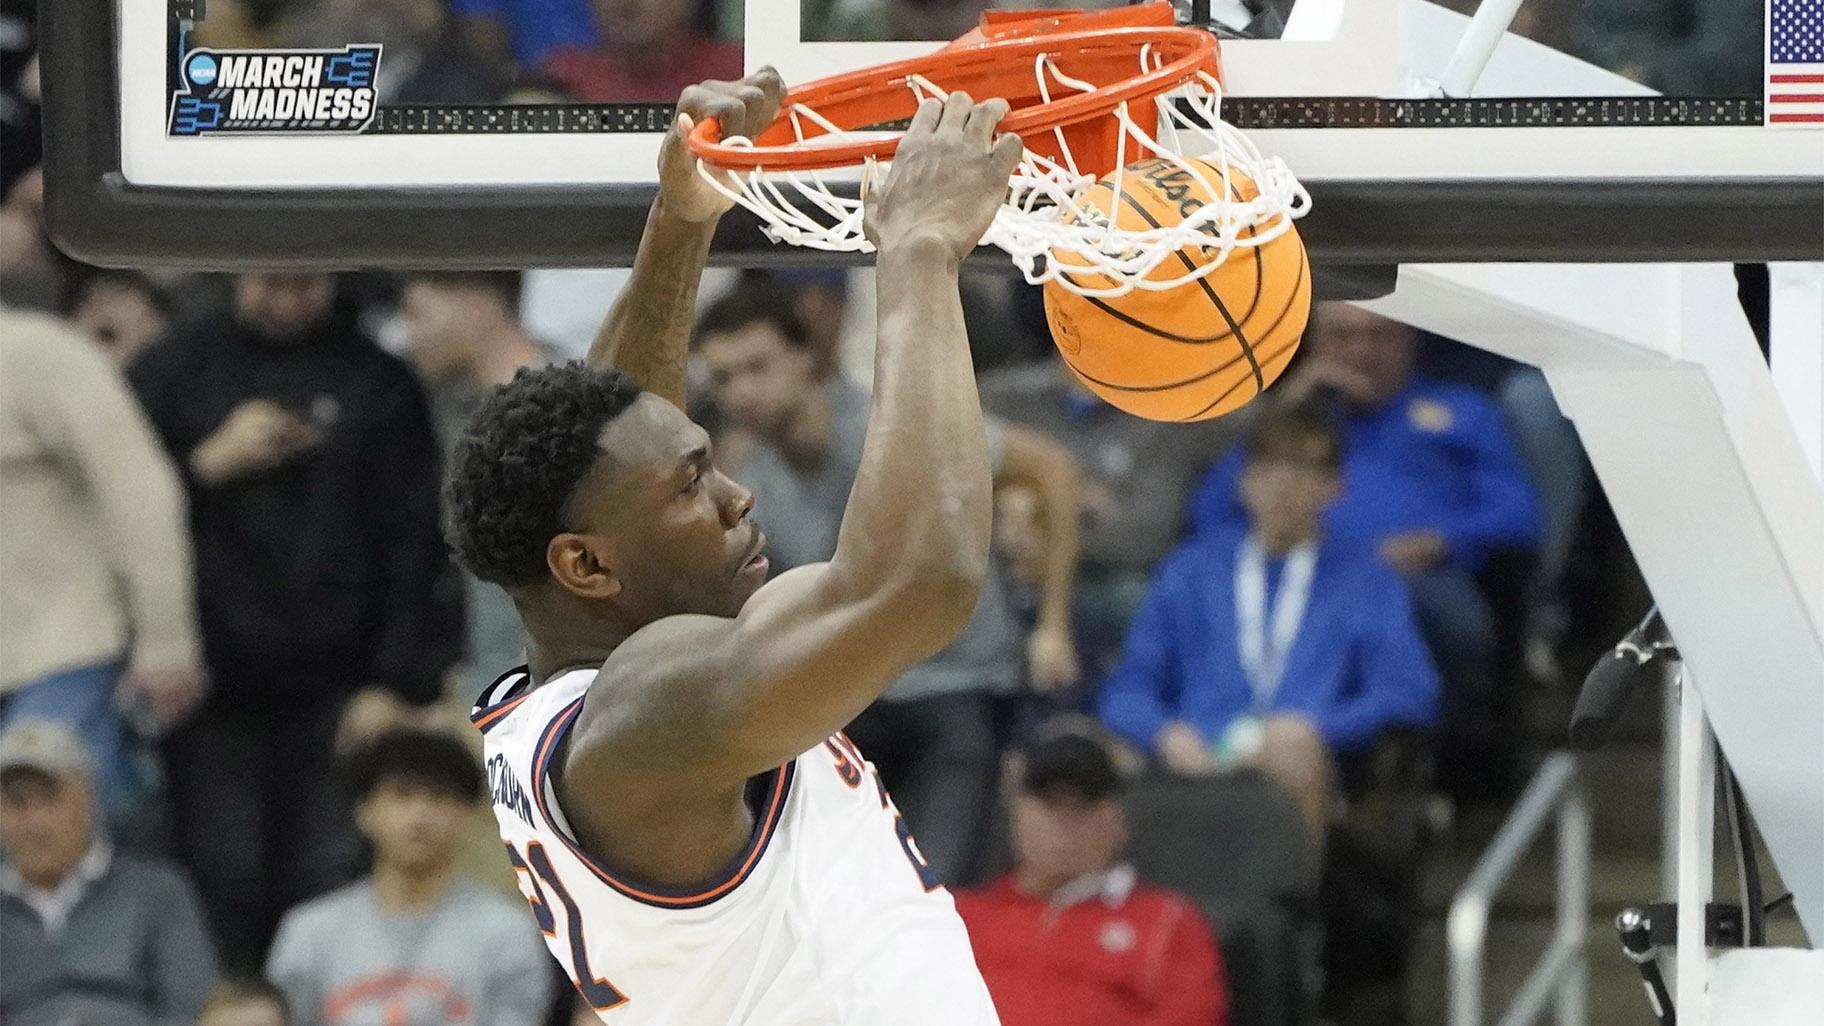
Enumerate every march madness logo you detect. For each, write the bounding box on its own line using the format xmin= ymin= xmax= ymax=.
xmin=169 ymin=46 xmax=381 ymax=136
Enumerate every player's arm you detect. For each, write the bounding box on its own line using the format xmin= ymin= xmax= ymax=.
xmin=571 ymin=94 xmax=1025 ymax=786
xmin=584 ymin=70 xmax=785 ymax=406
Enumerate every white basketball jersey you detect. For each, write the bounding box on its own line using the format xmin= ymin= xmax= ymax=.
xmin=473 ymin=667 xmax=1002 ymax=1026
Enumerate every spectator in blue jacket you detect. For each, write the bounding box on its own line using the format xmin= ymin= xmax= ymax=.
xmin=1188 ymin=304 xmax=1539 ymax=766
xmin=1103 ymin=404 xmax=1440 ymax=845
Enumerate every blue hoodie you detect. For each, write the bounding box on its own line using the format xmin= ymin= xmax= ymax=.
xmin=1100 ymin=527 xmax=1441 ymax=754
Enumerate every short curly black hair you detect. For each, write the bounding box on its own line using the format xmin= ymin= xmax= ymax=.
xmin=445 ymin=360 xmax=644 ymax=587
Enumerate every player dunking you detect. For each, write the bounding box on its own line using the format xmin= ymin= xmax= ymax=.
xmin=448 ymin=70 xmax=1022 ymax=1025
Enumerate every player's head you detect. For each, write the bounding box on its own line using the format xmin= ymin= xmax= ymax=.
xmin=233 ymin=272 xmax=337 ymax=342
xmin=344 ymin=729 xmax=483 ymax=876
xmin=1310 ymin=302 xmax=1418 ymax=408
xmin=1239 ymin=402 xmax=1343 ymax=545
xmin=198 ymin=977 xmax=291 ymax=1026
xmin=696 ymin=282 xmax=821 ymax=442
xmin=0 ymin=720 xmax=95 ymax=891
xmin=1009 ymin=730 xmax=1128 ymax=896
xmin=401 ymin=270 xmax=523 ymax=381
xmin=445 ymin=361 xmax=766 ymax=625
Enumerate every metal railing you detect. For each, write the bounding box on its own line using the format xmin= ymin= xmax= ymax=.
xmin=1448 ymin=752 xmax=1592 ymax=1026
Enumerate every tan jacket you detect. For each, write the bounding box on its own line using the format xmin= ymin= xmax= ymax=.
xmin=0 ymin=309 xmax=199 ymax=693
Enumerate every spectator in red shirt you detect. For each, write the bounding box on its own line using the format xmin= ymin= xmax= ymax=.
xmin=543 ymin=0 xmax=742 ymax=102
xmin=956 ymin=731 xmax=1229 ymax=1026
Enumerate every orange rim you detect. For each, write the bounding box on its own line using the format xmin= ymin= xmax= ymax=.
xmin=689 ymin=25 xmax=1221 ymax=172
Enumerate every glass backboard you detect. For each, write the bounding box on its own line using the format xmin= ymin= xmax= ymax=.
xmin=39 ymin=0 xmax=1824 ymax=267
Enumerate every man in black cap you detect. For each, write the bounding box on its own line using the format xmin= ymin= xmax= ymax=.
xmin=954 ymin=730 xmax=1230 ymax=1026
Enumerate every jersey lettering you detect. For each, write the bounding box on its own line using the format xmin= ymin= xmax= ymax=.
xmin=488 ymin=753 xmax=536 ymax=827
xmin=825 ymin=735 xmax=942 ymax=892
xmin=510 ymin=840 xmax=628 ymax=1012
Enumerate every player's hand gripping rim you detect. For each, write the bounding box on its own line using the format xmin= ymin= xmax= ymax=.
xmin=863 ymin=91 xmax=1025 ymax=262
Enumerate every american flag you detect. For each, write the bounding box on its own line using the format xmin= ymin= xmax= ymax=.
xmin=1768 ymin=0 xmax=1824 ymax=125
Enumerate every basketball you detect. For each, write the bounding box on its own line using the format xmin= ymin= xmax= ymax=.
xmin=1043 ymin=157 xmax=1311 ymax=422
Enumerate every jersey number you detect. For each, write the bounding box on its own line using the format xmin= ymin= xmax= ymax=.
xmin=507 ymin=841 xmax=629 ymax=1012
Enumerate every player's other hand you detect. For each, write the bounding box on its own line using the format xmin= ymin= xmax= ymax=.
xmin=864 ymin=92 xmax=1023 ymax=261
xmin=660 ymin=67 xmax=788 ymax=224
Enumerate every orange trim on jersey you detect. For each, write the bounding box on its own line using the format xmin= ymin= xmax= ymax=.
xmin=471 ymin=692 xmax=531 ymax=731
xmin=532 ymin=697 xmax=797 ymax=910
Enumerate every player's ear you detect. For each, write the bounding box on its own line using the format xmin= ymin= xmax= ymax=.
xmin=547 ymin=533 xmax=622 ymax=601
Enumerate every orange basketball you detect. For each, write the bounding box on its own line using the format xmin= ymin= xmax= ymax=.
xmin=1043 ymin=157 xmax=1311 ymax=422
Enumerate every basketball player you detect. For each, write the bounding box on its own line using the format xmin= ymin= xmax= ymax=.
xmin=448 ymin=70 xmax=1021 ymax=1025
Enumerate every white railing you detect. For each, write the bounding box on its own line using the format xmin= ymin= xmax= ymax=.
xmin=1447 ymin=752 xmax=1592 ymax=1026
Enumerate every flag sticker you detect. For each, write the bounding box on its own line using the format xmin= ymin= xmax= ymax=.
xmin=1768 ymin=0 xmax=1824 ymax=126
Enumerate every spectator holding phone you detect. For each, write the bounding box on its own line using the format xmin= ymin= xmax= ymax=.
xmin=128 ymin=272 xmax=463 ymax=968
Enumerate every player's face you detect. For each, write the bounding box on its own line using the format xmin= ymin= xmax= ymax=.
xmin=1010 ymin=791 xmax=1127 ymax=891
xmin=357 ymin=779 xmax=470 ymax=874
xmin=700 ymin=321 xmax=819 ymax=443
xmin=0 ymin=770 xmax=94 ymax=889
xmin=568 ymin=394 xmax=767 ymax=622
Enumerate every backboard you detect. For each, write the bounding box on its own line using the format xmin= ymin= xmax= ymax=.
xmin=40 ymin=0 xmax=1824 ymax=269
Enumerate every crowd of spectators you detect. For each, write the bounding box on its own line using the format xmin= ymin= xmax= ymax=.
xmin=0 ymin=238 xmax=1564 ymax=1026
xmin=0 ymin=1 xmax=1766 ymax=1024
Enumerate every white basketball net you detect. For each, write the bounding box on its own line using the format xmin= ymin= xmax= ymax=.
xmin=697 ymin=47 xmax=1311 ymax=298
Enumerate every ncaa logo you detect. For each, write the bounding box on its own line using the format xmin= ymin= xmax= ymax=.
xmin=186 ymin=52 xmax=219 ymax=88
